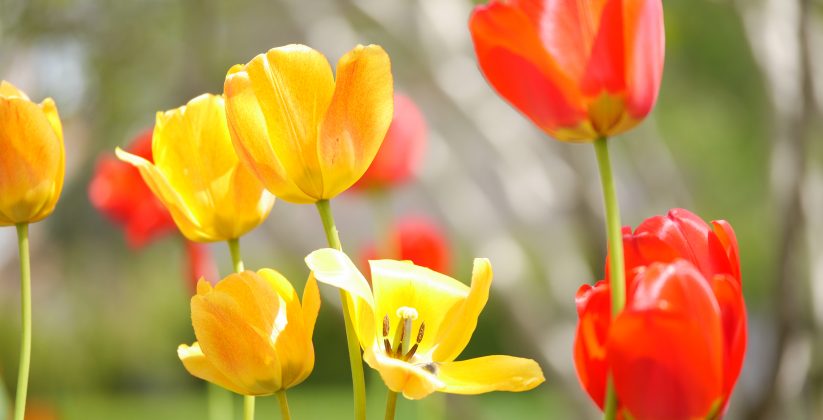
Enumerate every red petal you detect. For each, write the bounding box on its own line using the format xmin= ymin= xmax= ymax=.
xmin=469 ymin=2 xmax=587 ymax=133
xmin=711 ymin=274 xmax=747 ymax=405
xmin=622 ymin=0 xmax=665 ymax=118
xmin=573 ymin=280 xmax=611 ymax=409
xmin=609 ymin=261 xmax=723 ymax=419
xmin=712 ymin=220 xmax=741 ymax=283
xmin=580 ymin=0 xmax=627 ymax=97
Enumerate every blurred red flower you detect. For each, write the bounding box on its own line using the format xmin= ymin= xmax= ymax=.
xmin=89 ymin=129 xmax=176 ymax=248
xmin=352 ymin=93 xmax=426 ymax=190
xmin=360 ymin=216 xmax=450 ymax=275
xmin=469 ymin=0 xmax=665 ymax=142
xmin=574 ymin=209 xmax=746 ymax=419
xmin=184 ymin=241 xmax=219 ymax=293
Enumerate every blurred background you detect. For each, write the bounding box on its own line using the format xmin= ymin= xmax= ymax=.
xmin=1 ymin=0 xmax=823 ymax=418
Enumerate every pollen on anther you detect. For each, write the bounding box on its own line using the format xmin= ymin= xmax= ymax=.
xmin=396 ymin=306 xmax=419 ymax=320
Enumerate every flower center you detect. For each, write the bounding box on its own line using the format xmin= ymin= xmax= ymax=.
xmin=382 ymin=306 xmax=425 ymax=361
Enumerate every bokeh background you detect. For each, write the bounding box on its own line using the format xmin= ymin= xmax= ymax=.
xmin=1 ymin=0 xmax=823 ymax=418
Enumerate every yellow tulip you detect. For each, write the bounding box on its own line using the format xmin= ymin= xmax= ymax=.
xmin=0 ymin=81 xmax=64 ymax=225
xmin=306 ymin=248 xmax=545 ymax=400
xmin=116 ymin=93 xmax=275 ymax=242
xmin=178 ymin=269 xmax=321 ymax=395
xmin=224 ymin=44 xmax=394 ymax=204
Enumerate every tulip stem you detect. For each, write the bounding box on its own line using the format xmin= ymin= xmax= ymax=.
xmin=315 ymin=199 xmax=367 ymax=420
xmin=384 ymin=391 xmax=398 ymax=420
xmin=13 ymin=223 xmax=31 ymax=420
xmin=276 ymin=390 xmax=291 ymax=420
xmin=227 ymin=238 xmax=244 ymax=273
xmin=593 ymin=137 xmax=626 ymax=420
xmin=243 ymin=395 xmax=255 ymax=420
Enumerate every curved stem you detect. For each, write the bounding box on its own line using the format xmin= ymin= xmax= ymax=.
xmin=243 ymin=395 xmax=255 ymax=420
xmin=315 ymin=199 xmax=367 ymax=420
xmin=276 ymin=390 xmax=292 ymax=420
xmin=227 ymin=238 xmax=244 ymax=273
xmin=384 ymin=391 xmax=398 ymax=420
xmin=13 ymin=223 xmax=31 ymax=420
xmin=593 ymin=137 xmax=626 ymax=419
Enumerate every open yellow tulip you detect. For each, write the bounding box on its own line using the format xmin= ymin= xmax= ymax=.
xmin=0 ymin=81 xmax=65 ymax=225
xmin=178 ymin=269 xmax=320 ymax=395
xmin=224 ymin=44 xmax=394 ymax=204
xmin=116 ymin=93 xmax=275 ymax=242
xmin=306 ymin=248 xmax=545 ymax=400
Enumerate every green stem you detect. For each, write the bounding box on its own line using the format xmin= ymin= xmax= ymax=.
xmin=276 ymin=390 xmax=292 ymax=420
xmin=384 ymin=391 xmax=398 ymax=420
xmin=243 ymin=395 xmax=255 ymax=420
xmin=315 ymin=199 xmax=367 ymax=420
xmin=227 ymin=238 xmax=244 ymax=273
xmin=13 ymin=223 xmax=30 ymax=420
xmin=593 ymin=137 xmax=626 ymax=420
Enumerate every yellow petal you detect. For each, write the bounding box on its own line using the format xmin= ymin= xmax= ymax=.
xmin=0 ymin=80 xmax=29 ymax=99
xmin=302 ymin=273 xmax=321 ymax=340
xmin=432 ymin=258 xmax=493 ymax=362
xmin=191 ymin=271 xmax=283 ymax=395
xmin=257 ymin=268 xmax=315 ymax=389
xmin=224 ymin=64 xmax=316 ymax=203
xmin=305 ymin=248 xmax=376 ymax=350
xmin=178 ymin=342 xmax=248 ymax=395
xmin=318 ymin=44 xmax=393 ymax=198
xmin=369 ymin=260 xmax=469 ymax=357
xmin=229 ymin=45 xmax=335 ymax=202
xmin=437 ymin=355 xmax=545 ymax=395
xmin=0 ymin=95 xmax=64 ymax=225
xmin=368 ymin=351 xmax=444 ymax=400
xmin=115 ymin=147 xmax=206 ymax=241
xmin=151 ymin=93 xmax=274 ymax=241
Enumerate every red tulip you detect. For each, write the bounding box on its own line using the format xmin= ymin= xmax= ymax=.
xmin=184 ymin=241 xmax=219 ymax=293
xmin=574 ymin=209 xmax=746 ymax=419
xmin=469 ymin=0 xmax=665 ymax=142
xmin=352 ymin=93 xmax=427 ymax=190
xmin=89 ymin=129 xmax=176 ymax=248
xmin=360 ymin=216 xmax=450 ymax=275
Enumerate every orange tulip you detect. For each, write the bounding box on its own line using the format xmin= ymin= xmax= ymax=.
xmin=469 ymin=0 xmax=665 ymax=142
xmin=178 ymin=270 xmax=320 ymax=395
xmin=0 ymin=81 xmax=65 ymax=225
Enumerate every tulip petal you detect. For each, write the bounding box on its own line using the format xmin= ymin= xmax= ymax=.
xmin=0 ymin=81 xmax=29 ymax=99
xmin=608 ymin=262 xmax=723 ymax=420
xmin=369 ymin=259 xmax=469 ymax=357
xmin=711 ymin=274 xmax=747 ymax=404
xmin=367 ymin=351 xmax=444 ymax=400
xmin=469 ymin=2 xmax=592 ymax=141
xmin=302 ymin=273 xmax=321 ymax=340
xmin=318 ymin=44 xmax=394 ymax=199
xmin=438 ymin=355 xmax=545 ymax=395
xmin=240 ymin=45 xmax=335 ymax=200
xmin=431 ymin=259 xmax=492 ymax=362
xmin=580 ymin=0 xmax=626 ymax=98
xmin=258 ymin=269 xmax=315 ymax=389
xmin=115 ymin=148 xmax=207 ymax=241
xmin=623 ymin=0 xmax=665 ymax=118
xmin=573 ymin=281 xmax=611 ymax=409
xmin=712 ymin=220 xmax=741 ymax=283
xmin=178 ymin=342 xmax=247 ymax=395
xmin=305 ymin=248 xmax=376 ymax=349
xmin=224 ymin=64 xmax=315 ymax=203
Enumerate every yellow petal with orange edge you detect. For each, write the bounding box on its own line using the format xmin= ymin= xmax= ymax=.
xmin=305 ymin=248 xmax=376 ymax=350
xmin=369 ymin=259 xmax=468 ymax=356
xmin=368 ymin=351 xmax=444 ymax=400
xmin=115 ymin=147 xmax=206 ymax=240
xmin=318 ymin=44 xmax=393 ymax=199
xmin=151 ymin=94 xmax=273 ymax=241
xmin=233 ymin=45 xmax=335 ymax=201
xmin=258 ymin=269 xmax=315 ymax=389
xmin=191 ymin=271 xmax=283 ymax=395
xmin=432 ymin=258 xmax=493 ymax=362
xmin=0 ymin=95 xmax=64 ymax=225
xmin=225 ymin=63 xmax=317 ymax=203
xmin=178 ymin=342 xmax=248 ymax=395
xmin=438 ymin=355 xmax=545 ymax=394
